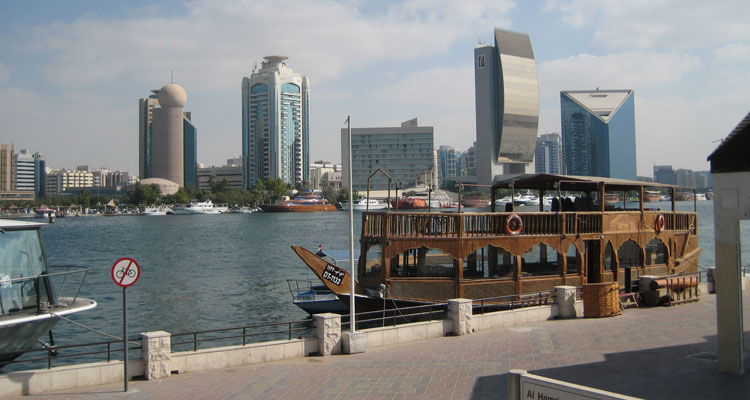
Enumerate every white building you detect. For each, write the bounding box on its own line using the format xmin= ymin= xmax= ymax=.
xmin=14 ymin=149 xmax=35 ymax=192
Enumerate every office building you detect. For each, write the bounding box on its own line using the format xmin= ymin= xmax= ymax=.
xmin=462 ymin=143 xmax=477 ymax=177
xmin=341 ymin=118 xmax=434 ymax=192
xmin=14 ymin=149 xmax=35 ymax=193
xmin=33 ymin=152 xmax=46 ymax=198
xmin=0 ymin=144 xmax=13 ymax=192
xmin=561 ymin=89 xmax=636 ymax=180
xmin=140 ymin=83 xmax=198 ymax=188
xmin=310 ymin=161 xmax=340 ymax=190
xmin=474 ymin=29 xmax=539 ymax=184
xmin=653 ymin=165 xmax=676 ymax=185
xmin=242 ymin=56 xmax=310 ymax=189
xmin=534 ymin=133 xmax=562 ymax=174
xmin=197 ymin=164 xmax=243 ymax=191
xmin=437 ymin=146 xmax=461 ymax=187
xmin=46 ymin=169 xmax=94 ymax=195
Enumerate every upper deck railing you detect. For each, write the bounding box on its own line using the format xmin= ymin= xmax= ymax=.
xmin=362 ymin=211 xmax=697 ymax=239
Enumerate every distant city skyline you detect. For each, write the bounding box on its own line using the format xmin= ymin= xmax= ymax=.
xmin=1 ymin=1 xmax=748 ymax=176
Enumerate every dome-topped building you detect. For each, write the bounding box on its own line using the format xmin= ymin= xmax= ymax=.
xmin=157 ymin=83 xmax=187 ymax=108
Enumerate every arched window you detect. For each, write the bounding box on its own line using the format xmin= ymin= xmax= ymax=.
xmin=463 ymin=245 xmax=513 ymax=279
xmin=618 ymin=240 xmax=643 ymax=268
xmin=251 ymin=83 xmax=268 ymax=94
xmin=390 ymin=246 xmax=455 ymax=278
xmin=645 ymin=238 xmax=667 ymax=265
xmin=603 ymin=242 xmax=614 ymax=271
xmin=566 ymin=244 xmax=579 ymax=274
xmin=521 ymin=244 xmax=560 ymax=277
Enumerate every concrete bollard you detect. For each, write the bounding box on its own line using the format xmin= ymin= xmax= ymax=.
xmin=342 ymin=331 xmax=366 ymax=354
xmin=448 ymin=298 xmax=473 ymax=335
xmin=141 ymin=331 xmax=171 ymax=380
xmin=554 ymin=286 xmax=578 ymax=318
xmin=313 ymin=313 xmax=341 ymax=356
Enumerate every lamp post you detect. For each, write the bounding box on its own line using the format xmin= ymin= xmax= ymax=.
xmin=428 ymin=185 xmax=433 ymax=213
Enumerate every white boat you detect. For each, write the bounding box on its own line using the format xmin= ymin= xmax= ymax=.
xmin=142 ymin=206 xmax=169 ymax=216
xmin=695 ymin=193 xmax=708 ymax=201
xmin=519 ymin=193 xmax=540 ymax=206
xmin=340 ymin=198 xmax=388 ymax=211
xmin=0 ymin=219 xmax=97 ymax=369
xmin=495 ymin=196 xmax=513 ymax=207
xmin=542 ymin=196 xmax=553 ymax=206
xmin=226 ymin=206 xmax=257 ymax=214
xmin=171 ymin=200 xmax=229 ymax=215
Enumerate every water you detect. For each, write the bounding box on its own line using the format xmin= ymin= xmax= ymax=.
xmin=17 ymin=201 xmax=750 ymax=363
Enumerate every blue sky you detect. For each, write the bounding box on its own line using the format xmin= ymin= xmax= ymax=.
xmin=1 ymin=0 xmax=748 ymax=177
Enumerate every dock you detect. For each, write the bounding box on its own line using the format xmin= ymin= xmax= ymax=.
xmin=7 ymin=291 xmax=750 ymax=399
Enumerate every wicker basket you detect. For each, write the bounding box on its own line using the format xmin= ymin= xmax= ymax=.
xmin=583 ymin=282 xmax=621 ymax=317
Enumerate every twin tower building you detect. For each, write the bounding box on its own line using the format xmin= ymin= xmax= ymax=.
xmin=138 ymin=56 xmax=309 ymax=191
xmin=139 ymin=29 xmax=635 ymax=191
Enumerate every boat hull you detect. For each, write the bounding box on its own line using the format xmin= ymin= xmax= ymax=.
xmin=0 ymin=318 xmax=59 ymax=366
xmin=260 ymin=204 xmax=338 ymax=212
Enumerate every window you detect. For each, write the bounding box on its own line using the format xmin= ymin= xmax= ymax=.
xmin=390 ymin=246 xmax=455 ymax=278
xmin=463 ymin=245 xmax=513 ymax=279
xmin=645 ymin=238 xmax=667 ymax=265
xmin=603 ymin=242 xmax=614 ymax=271
xmin=566 ymin=244 xmax=579 ymax=274
xmin=521 ymin=244 xmax=560 ymax=276
xmin=618 ymin=240 xmax=642 ymax=268
xmin=361 ymin=243 xmax=383 ymax=278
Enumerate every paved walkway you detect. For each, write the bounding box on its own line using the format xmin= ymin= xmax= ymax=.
xmin=10 ymin=293 xmax=750 ymax=399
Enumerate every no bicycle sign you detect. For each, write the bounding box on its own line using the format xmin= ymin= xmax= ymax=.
xmin=111 ymin=257 xmax=140 ymax=287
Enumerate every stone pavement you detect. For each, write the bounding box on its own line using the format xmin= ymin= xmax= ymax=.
xmin=10 ymin=293 xmax=750 ymax=399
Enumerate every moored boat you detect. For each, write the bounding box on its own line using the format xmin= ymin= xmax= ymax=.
xmin=340 ymin=198 xmax=388 ymax=211
xmin=0 ymin=219 xmax=97 ymax=369
xmin=172 ymin=200 xmax=228 ymax=215
xmin=260 ymin=195 xmax=338 ymax=212
xmin=293 ymin=174 xmax=701 ymax=312
xmin=461 ymin=196 xmax=490 ymax=208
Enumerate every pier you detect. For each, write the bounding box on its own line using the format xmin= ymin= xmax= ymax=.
xmin=3 ymin=290 xmax=750 ymax=399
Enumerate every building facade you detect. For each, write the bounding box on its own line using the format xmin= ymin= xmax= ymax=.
xmin=14 ymin=149 xmax=35 ymax=193
xmin=0 ymin=144 xmax=13 ymax=192
xmin=140 ymin=83 xmax=198 ymax=188
xmin=341 ymin=118 xmax=434 ymax=192
xmin=46 ymin=169 xmax=94 ymax=195
xmin=561 ymin=89 xmax=636 ymax=180
xmin=197 ymin=165 xmax=243 ymax=191
xmin=34 ymin=152 xmax=46 ymax=198
xmin=437 ymin=146 xmax=461 ymax=187
xmin=534 ymin=133 xmax=562 ymax=174
xmin=653 ymin=165 xmax=676 ymax=185
xmin=474 ymin=29 xmax=539 ymax=185
xmin=242 ymin=56 xmax=309 ymax=189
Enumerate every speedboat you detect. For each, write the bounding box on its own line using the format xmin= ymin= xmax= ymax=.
xmin=0 ymin=219 xmax=96 ymax=369
xmin=142 ymin=206 xmax=169 ymax=216
xmin=172 ymin=200 xmax=229 ymax=215
xmin=340 ymin=198 xmax=388 ymax=211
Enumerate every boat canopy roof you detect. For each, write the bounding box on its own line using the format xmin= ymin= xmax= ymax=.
xmin=492 ymin=174 xmax=694 ymax=192
xmin=0 ymin=219 xmax=46 ymax=230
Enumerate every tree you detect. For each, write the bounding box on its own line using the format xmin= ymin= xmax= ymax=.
xmin=78 ymin=189 xmax=91 ymax=208
xmin=321 ymin=182 xmax=337 ymax=204
xmin=265 ymin=178 xmax=289 ymax=202
xmin=250 ymin=180 xmax=266 ymax=205
xmin=127 ymin=183 xmax=160 ymax=205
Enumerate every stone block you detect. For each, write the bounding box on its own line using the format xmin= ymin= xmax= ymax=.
xmin=0 ymin=375 xmax=23 ymax=397
xmin=448 ymin=298 xmax=473 ymax=335
xmin=426 ymin=322 xmax=443 ymax=338
xmin=303 ymin=338 xmax=318 ymax=355
xmin=227 ymin=348 xmax=247 ymax=367
xmin=266 ymin=344 xmax=284 ymax=361
xmin=185 ymin=353 xmax=208 ymax=372
xmin=342 ymin=331 xmax=367 ymax=354
xmin=554 ymin=286 xmax=578 ymax=319
xmin=382 ymin=327 xmax=399 ymax=345
xmin=76 ymin=367 xmax=101 ymax=388
xmin=283 ymin=342 xmax=304 ymax=359
xmin=141 ymin=331 xmax=172 ymax=380
xmin=314 ymin=313 xmax=341 ymax=356
xmin=247 ymin=347 xmax=266 ymax=364
xmin=170 ymin=355 xmax=186 ymax=373
xmin=413 ymin=324 xmax=428 ymax=341
xmin=397 ymin=326 xmax=414 ymax=343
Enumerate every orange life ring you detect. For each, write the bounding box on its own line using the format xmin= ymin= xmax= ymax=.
xmin=655 ymin=214 xmax=665 ymax=232
xmin=505 ymin=213 xmax=523 ymax=235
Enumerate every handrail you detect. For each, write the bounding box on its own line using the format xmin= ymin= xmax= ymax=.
xmin=170 ymin=319 xmax=313 ymax=351
xmin=0 ymin=266 xmax=90 ymax=314
xmin=472 ymin=290 xmax=556 ymax=314
xmin=0 ymin=337 xmax=142 ymax=371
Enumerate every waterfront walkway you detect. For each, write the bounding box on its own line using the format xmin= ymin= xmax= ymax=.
xmin=11 ymin=292 xmax=750 ymax=399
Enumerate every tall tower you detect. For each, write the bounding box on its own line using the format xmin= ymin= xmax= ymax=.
xmin=138 ymin=93 xmax=159 ymax=179
xmin=474 ymin=29 xmax=539 ymax=184
xmin=534 ymin=133 xmax=562 ymax=174
xmin=242 ymin=56 xmax=309 ymax=189
xmin=151 ymin=83 xmax=187 ymax=186
xmin=560 ymin=89 xmax=636 ymax=179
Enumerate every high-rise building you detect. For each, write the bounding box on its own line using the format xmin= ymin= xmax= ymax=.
xmin=140 ymin=83 xmax=198 ymax=188
xmin=437 ymin=146 xmax=461 ymax=187
xmin=561 ymin=89 xmax=636 ymax=180
xmin=462 ymin=142 xmax=477 ymax=177
xmin=0 ymin=144 xmax=13 ymax=192
xmin=242 ymin=56 xmax=310 ymax=189
xmin=653 ymin=165 xmax=676 ymax=185
xmin=33 ymin=152 xmax=46 ymax=198
xmin=474 ymin=29 xmax=539 ymax=184
xmin=138 ymin=93 xmax=159 ymax=179
xmin=342 ymin=118 xmax=434 ymax=192
xmin=14 ymin=149 xmax=35 ymax=192
xmin=534 ymin=133 xmax=562 ymax=174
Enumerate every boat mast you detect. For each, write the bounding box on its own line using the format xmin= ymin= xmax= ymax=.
xmin=346 ymin=115 xmax=356 ymax=332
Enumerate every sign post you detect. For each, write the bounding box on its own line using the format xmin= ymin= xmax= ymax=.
xmin=111 ymin=257 xmax=140 ymax=392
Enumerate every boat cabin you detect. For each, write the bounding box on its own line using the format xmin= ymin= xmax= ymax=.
xmin=356 ymin=174 xmax=700 ymax=302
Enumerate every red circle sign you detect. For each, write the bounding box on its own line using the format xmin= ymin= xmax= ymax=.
xmin=111 ymin=258 xmax=140 ymax=287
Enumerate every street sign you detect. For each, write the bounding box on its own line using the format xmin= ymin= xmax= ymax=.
xmin=111 ymin=257 xmax=140 ymax=287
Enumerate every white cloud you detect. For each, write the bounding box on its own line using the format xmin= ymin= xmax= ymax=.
xmin=713 ymin=43 xmax=750 ymax=63
xmin=544 ymin=0 xmax=750 ymax=51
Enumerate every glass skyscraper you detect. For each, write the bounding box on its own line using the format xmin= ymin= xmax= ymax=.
xmin=560 ymin=89 xmax=636 ymax=180
xmin=474 ymin=29 xmax=539 ymax=184
xmin=534 ymin=133 xmax=562 ymax=174
xmin=437 ymin=146 xmax=461 ymax=187
xmin=242 ymin=56 xmax=309 ymax=189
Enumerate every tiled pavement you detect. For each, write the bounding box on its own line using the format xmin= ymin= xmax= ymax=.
xmin=10 ymin=293 xmax=750 ymax=399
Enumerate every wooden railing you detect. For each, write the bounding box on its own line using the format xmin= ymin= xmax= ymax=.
xmin=362 ymin=211 xmax=694 ymax=239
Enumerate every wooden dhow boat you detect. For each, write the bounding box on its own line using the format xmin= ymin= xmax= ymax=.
xmin=292 ymin=174 xmax=701 ymax=312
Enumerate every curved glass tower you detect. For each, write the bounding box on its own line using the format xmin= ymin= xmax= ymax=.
xmin=474 ymin=29 xmax=539 ymax=184
xmin=242 ymin=56 xmax=310 ymax=189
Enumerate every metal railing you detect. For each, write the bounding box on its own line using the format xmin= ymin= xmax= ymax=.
xmin=170 ymin=319 xmax=313 ymax=353
xmin=342 ymin=303 xmax=448 ymax=331
xmin=0 ymin=337 xmax=142 ymax=371
xmin=472 ymin=290 xmax=556 ymax=314
xmin=0 ymin=266 xmax=89 ymax=316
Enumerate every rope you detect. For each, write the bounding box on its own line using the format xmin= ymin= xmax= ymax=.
xmin=52 ymin=312 xmax=140 ymax=346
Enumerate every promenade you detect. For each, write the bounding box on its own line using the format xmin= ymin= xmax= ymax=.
xmin=10 ymin=292 xmax=750 ymax=400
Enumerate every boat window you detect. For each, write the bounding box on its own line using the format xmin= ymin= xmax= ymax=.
xmin=390 ymin=246 xmax=455 ymax=278
xmin=618 ymin=240 xmax=643 ymax=268
xmin=521 ymin=244 xmax=560 ymax=277
xmin=463 ymin=245 xmax=513 ymax=279
xmin=362 ymin=243 xmax=383 ymax=278
xmin=645 ymin=238 xmax=667 ymax=265
xmin=0 ymin=229 xmax=51 ymax=315
xmin=566 ymin=244 xmax=579 ymax=274
xmin=603 ymin=242 xmax=614 ymax=271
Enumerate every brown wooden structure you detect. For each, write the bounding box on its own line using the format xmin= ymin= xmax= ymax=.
xmin=294 ymin=174 xmax=700 ymax=306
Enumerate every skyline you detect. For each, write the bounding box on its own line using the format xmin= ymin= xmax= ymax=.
xmin=1 ymin=0 xmax=748 ymax=178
